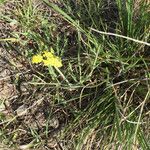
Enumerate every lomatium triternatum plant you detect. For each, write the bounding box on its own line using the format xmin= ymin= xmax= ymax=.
xmin=31 ymin=48 xmax=70 ymax=84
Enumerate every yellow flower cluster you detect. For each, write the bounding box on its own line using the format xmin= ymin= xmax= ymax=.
xmin=32 ymin=50 xmax=62 ymax=68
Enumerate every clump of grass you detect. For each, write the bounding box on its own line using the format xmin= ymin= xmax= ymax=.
xmin=0 ymin=0 xmax=150 ymax=149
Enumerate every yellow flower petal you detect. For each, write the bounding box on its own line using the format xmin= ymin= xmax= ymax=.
xmin=32 ymin=54 xmax=43 ymax=64
xmin=43 ymin=59 xmax=51 ymax=66
xmin=43 ymin=51 xmax=54 ymax=58
xmin=31 ymin=49 xmax=62 ymax=68
xmin=43 ymin=57 xmax=62 ymax=68
xmin=51 ymin=57 xmax=62 ymax=67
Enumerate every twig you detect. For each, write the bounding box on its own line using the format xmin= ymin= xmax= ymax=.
xmin=90 ymin=28 xmax=150 ymax=46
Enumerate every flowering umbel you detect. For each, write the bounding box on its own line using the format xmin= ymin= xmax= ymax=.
xmin=32 ymin=49 xmax=62 ymax=68
xmin=32 ymin=54 xmax=43 ymax=64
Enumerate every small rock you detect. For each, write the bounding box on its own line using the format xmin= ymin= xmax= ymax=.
xmin=0 ymin=83 xmax=16 ymax=99
xmin=16 ymin=105 xmax=28 ymax=116
xmin=49 ymin=117 xmax=59 ymax=129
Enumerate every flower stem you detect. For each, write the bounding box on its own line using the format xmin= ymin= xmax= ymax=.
xmin=54 ymin=67 xmax=71 ymax=86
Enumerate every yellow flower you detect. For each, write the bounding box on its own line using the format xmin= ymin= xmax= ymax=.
xmin=43 ymin=56 xmax=62 ymax=67
xmin=32 ymin=54 xmax=43 ymax=64
xmin=32 ymin=49 xmax=62 ymax=68
xmin=43 ymin=51 xmax=54 ymax=58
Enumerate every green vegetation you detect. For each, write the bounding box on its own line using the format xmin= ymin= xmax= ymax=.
xmin=0 ymin=0 xmax=150 ymax=149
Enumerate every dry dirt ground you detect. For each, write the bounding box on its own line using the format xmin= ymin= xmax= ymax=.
xmin=0 ymin=37 xmax=66 ymax=148
xmin=0 ymin=41 xmax=62 ymax=149
xmin=0 ymin=40 xmax=65 ymax=149
xmin=0 ymin=1 xmax=68 ymax=149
